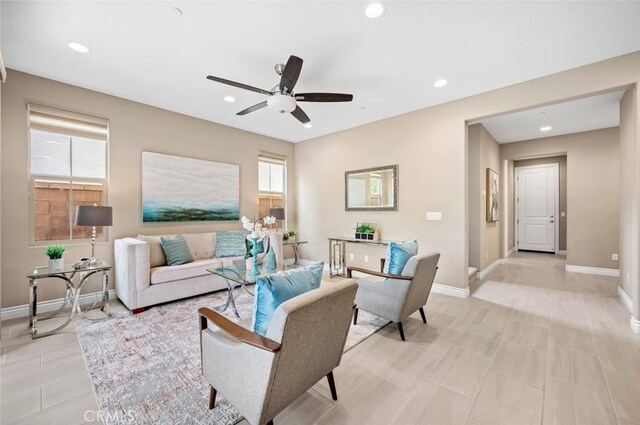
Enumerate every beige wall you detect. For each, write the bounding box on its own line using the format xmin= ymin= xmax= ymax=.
xmin=468 ymin=125 xmax=481 ymax=269
xmin=1 ymin=70 xmax=295 ymax=308
xmin=513 ymin=156 xmax=567 ymax=251
xmin=468 ymin=124 xmax=500 ymax=270
xmin=500 ymin=128 xmax=619 ymax=269
xmin=296 ymin=52 xmax=640 ymax=290
xmin=619 ymin=88 xmax=639 ymax=318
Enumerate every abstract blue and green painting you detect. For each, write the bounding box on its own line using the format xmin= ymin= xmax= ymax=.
xmin=142 ymin=151 xmax=240 ymax=222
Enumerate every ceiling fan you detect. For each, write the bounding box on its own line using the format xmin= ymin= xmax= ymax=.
xmin=206 ymin=55 xmax=353 ymax=125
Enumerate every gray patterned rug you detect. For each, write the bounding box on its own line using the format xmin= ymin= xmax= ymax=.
xmin=76 ymin=286 xmax=389 ymax=425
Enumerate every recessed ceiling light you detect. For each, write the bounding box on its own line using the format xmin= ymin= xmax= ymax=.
xmin=223 ymin=96 xmax=236 ymax=103
xmin=68 ymin=42 xmax=90 ymax=53
xmin=433 ymin=78 xmax=448 ymax=88
xmin=303 ymin=123 xmax=312 ymax=128
xmin=365 ymin=1 xmax=386 ymax=18
xmin=540 ymin=126 xmax=552 ymax=132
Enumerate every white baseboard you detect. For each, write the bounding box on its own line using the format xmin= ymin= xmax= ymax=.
xmin=1 ymin=289 xmax=116 ymax=321
xmin=477 ymin=259 xmax=504 ymax=280
xmin=432 ymin=283 xmax=470 ymax=298
xmin=618 ymin=286 xmax=633 ymax=314
xmin=631 ymin=316 xmax=640 ymax=335
xmin=556 ymin=250 xmax=567 ymax=255
xmin=565 ymin=265 xmax=620 ymax=277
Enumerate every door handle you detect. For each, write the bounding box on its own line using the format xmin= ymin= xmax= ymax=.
xmin=550 ymin=220 xmax=555 ymax=223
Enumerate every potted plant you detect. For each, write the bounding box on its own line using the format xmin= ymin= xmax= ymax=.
xmin=283 ymin=229 xmax=297 ymax=241
xmin=354 ymin=223 xmax=376 ymax=240
xmin=45 ymin=245 xmax=66 ymax=270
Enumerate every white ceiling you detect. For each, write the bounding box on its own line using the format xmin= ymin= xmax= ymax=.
xmin=3 ymin=1 xmax=640 ymax=143
xmin=476 ymin=90 xmax=625 ymax=144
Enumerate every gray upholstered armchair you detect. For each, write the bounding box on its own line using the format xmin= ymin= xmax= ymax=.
xmin=347 ymin=253 xmax=440 ymax=341
xmin=198 ymin=279 xmax=358 ymax=425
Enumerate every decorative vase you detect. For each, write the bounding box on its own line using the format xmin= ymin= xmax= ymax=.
xmin=248 ymin=237 xmax=261 ymax=275
xmin=49 ymin=258 xmax=63 ymax=270
xmin=245 ymin=257 xmax=254 ymax=270
xmin=266 ymin=246 xmax=277 ymax=270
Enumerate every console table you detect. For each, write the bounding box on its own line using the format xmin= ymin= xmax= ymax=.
xmin=328 ymin=237 xmax=398 ymax=277
xmin=27 ymin=262 xmax=112 ymax=339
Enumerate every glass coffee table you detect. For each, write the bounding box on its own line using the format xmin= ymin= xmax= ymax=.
xmin=207 ymin=261 xmax=303 ymax=318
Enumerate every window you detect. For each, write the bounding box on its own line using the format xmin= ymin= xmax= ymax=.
xmin=258 ymin=155 xmax=286 ymax=228
xmin=28 ymin=104 xmax=109 ymax=244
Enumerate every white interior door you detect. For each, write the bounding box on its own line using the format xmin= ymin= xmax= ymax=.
xmin=516 ymin=164 xmax=558 ymax=253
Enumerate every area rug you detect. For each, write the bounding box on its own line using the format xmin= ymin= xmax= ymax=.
xmin=76 ymin=288 xmax=389 ymax=425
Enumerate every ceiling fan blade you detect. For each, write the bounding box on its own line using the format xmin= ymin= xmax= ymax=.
xmin=279 ymin=55 xmax=303 ymax=94
xmin=295 ymin=93 xmax=353 ymax=102
xmin=206 ymin=75 xmax=272 ymax=96
xmin=291 ymin=106 xmax=310 ymax=124
xmin=236 ymin=101 xmax=268 ymax=116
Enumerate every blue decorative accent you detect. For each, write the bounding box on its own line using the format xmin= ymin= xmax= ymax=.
xmin=252 ymin=262 xmax=324 ymax=336
xmin=248 ymin=237 xmax=261 ymax=275
xmin=265 ymin=246 xmax=277 ymax=270
xmin=159 ymin=235 xmax=193 ymax=266
xmin=383 ymin=240 xmax=418 ymax=275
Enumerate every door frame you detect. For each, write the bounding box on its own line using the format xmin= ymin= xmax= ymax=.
xmin=514 ymin=163 xmax=560 ymax=254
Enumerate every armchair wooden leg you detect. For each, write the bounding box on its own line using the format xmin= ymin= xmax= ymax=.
xmin=208 ymin=386 xmax=217 ymax=410
xmin=132 ymin=307 xmax=145 ymax=314
xmin=266 ymin=421 xmax=274 ymax=425
xmin=353 ymin=308 xmax=359 ymax=325
xmin=419 ymin=307 xmax=427 ymax=324
xmin=397 ymin=322 xmax=406 ymax=341
xmin=326 ymin=371 xmax=338 ymax=401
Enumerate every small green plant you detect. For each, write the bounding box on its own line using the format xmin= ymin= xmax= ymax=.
xmin=356 ymin=223 xmax=376 ymax=234
xmin=44 ymin=245 xmax=66 ymax=259
xmin=283 ymin=230 xmax=297 ymax=241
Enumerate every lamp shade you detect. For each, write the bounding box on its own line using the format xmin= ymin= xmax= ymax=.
xmin=268 ymin=208 xmax=285 ymax=220
xmin=75 ymin=205 xmax=113 ymax=226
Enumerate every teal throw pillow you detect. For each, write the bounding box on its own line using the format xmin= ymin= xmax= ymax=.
xmin=252 ymin=262 xmax=324 ymax=336
xmin=384 ymin=240 xmax=418 ymax=275
xmin=159 ymin=235 xmax=193 ymax=266
xmin=215 ymin=231 xmax=247 ymax=258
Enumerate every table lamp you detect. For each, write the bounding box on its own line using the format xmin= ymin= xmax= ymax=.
xmin=268 ymin=208 xmax=285 ymax=228
xmin=75 ymin=205 xmax=113 ymax=259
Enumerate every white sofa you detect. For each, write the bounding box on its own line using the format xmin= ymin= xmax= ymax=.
xmin=114 ymin=231 xmax=284 ymax=313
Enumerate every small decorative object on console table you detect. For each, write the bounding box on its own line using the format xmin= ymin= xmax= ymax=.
xmin=354 ymin=222 xmax=380 ymax=241
xmin=75 ymin=204 xmax=113 ymax=259
xmin=44 ymin=245 xmax=66 ymax=270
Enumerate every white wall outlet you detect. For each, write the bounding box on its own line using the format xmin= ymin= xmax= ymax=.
xmin=561 ymin=211 xmax=566 ymax=217
xmin=426 ymin=212 xmax=442 ymax=221
xmin=364 ymin=255 xmax=369 ymax=263
xmin=485 ymin=252 xmax=489 ymax=259
xmin=349 ymin=253 xmax=355 ymax=261
xmin=612 ymin=253 xmax=619 ymax=261
xmin=628 ymin=273 xmax=631 ymax=284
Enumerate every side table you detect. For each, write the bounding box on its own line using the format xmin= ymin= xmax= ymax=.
xmin=27 ymin=261 xmax=112 ymax=339
xmin=283 ymin=240 xmax=308 ymax=265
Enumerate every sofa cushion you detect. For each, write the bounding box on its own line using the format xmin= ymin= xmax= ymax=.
xmin=182 ymin=232 xmax=216 ymax=260
xmin=137 ymin=234 xmax=166 ymax=267
xmin=215 ymin=231 xmax=247 ymax=257
xmin=160 ymin=235 xmax=194 ymax=266
xmin=383 ymin=240 xmax=418 ymax=275
xmin=150 ymin=258 xmax=233 ymax=284
xmin=252 ymin=262 xmax=324 ymax=336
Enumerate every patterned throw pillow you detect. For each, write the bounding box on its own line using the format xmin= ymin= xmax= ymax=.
xmin=159 ymin=235 xmax=193 ymax=266
xmin=214 ymin=231 xmax=247 ymax=258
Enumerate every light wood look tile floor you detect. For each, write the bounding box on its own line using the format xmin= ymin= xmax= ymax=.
xmin=2 ymin=252 xmax=639 ymax=425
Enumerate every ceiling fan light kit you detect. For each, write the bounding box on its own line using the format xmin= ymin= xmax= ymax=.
xmin=206 ymin=55 xmax=353 ymax=125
